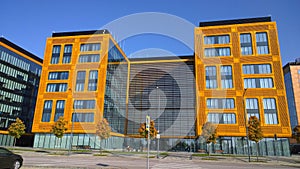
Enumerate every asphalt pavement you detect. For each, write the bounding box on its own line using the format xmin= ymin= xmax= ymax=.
xmin=4 ymin=147 xmax=300 ymax=169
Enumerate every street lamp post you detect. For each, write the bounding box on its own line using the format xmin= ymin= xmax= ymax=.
xmin=156 ymin=86 xmax=160 ymax=159
xmin=243 ymin=88 xmax=251 ymax=162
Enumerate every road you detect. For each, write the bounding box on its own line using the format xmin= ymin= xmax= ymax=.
xmin=19 ymin=151 xmax=299 ymax=169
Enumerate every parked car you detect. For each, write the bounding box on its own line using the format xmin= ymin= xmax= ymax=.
xmin=290 ymin=144 xmax=300 ymax=154
xmin=0 ymin=147 xmax=23 ymax=169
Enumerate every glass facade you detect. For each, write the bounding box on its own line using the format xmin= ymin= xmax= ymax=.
xmin=284 ymin=71 xmax=297 ymax=129
xmin=0 ymin=44 xmax=42 ymax=133
xmin=103 ymin=40 xmax=128 ymax=134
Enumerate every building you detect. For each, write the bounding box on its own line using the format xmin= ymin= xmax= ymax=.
xmin=32 ymin=30 xmax=129 ymax=149
xmin=32 ymin=16 xmax=291 ymax=156
xmin=283 ymin=59 xmax=300 ymax=134
xmin=0 ymin=37 xmax=42 ymax=146
xmin=195 ymin=16 xmax=291 ymax=155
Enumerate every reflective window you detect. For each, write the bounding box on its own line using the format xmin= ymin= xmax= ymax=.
xmin=80 ymin=43 xmax=100 ymax=52
xmin=75 ymin=71 xmax=86 ymax=91
xmin=246 ymin=98 xmax=260 ymax=119
xmin=42 ymin=100 xmax=52 ymax=122
xmin=243 ymin=64 xmax=272 ymax=74
xmin=204 ymin=47 xmax=231 ymax=57
xmin=62 ymin=45 xmax=72 ymax=64
xmin=244 ymin=78 xmax=273 ymax=88
xmin=54 ymin=100 xmax=65 ymax=121
xmin=205 ymin=66 xmax=217 ymax=89
xmin=51 ymin=45 xmax=61 ymax=64
xmin=88 ymin=70 xmax=98 ymax=91
xmin=240 ymin=33 xmax=253 ymax=55
xmin=207 ymin=113 xmax=236 ymax=124
xmin=74 ymin=100 xmax=95 ymax=109
xmin=204 ymin=35 xmax=230 ymax=44
xmin=78 ymin=54 xmax=100 ymax=63
xmin=263 ymin=98 xmax=278 ymax=124
xmin=256 ymin=32 xmax=269 ymax=54
xmin=46 ymin=83 xmax=67 ymax=92
xmin=72 ymin=113 xmax=94 ymax=122
xmin=206 ymin=98 xmax=235 ymax=109
xmin=48 ymin=72 xmax=69 ymax=80
xmin=220 ymin=65 xmax=233 ymax=89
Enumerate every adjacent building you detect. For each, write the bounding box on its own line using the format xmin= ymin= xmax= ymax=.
xmin=283 ymin=59 xmax=300 ymax=134
xmin=0 ymin=37 xmax=42 ymax=146
xmin=31 ymin=16 xmax=291 ymax=156
xmin=195 ymin=16 xmax=291 ymax=155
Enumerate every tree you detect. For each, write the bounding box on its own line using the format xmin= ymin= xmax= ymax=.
xmin=51 ymin=116 xmax=67 ymax=148
xmin=96 ymin=118 xmax=111 ymax=154
xmin=8 ymin=118 xmax=26 ymax=146
xmin=248 ymin=116 xmax=263 ymax=161
xmin=293 ymin=125 xmax=300 ymax=143
xmin=138 ymin=120 xmax=157 ymax=139
xmin=201 ymin=122 xmax=218 ymax=155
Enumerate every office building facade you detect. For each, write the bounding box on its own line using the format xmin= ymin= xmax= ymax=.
xmin=32 ymin=17 xmax=291 ymax=156
xmin=0 ymin=37 xmax=42 ymax=146
xmin=283 ymin=60 xmax=300 ymax=135
xmin=195 ymin=17 xmax=291 ymax=155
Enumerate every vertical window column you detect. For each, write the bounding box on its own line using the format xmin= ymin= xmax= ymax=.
xmin=220 ymin=65 xmax=233 ymax=88
xmin=240 ymin=33 xmax=253 ymax=55
xmin=42 ymin=100 xmax=53 ymax=122
xmin=88 ymin=70 xmax=98 ymax=91
xmin=263 ymin=98 xmax=278 ymax=124
xmin=62 ymin=45 xmax=72 ymax=64
xmin=205 ymin=66 xmax=217 ymax=89
xmin=246 ymin=98 xmax=260 ymax=119
xmin=75 ymin=71 xmax=86 ymax=91
xmin=256 ymin=32 xmax=269 ymax=54
xmin=51 ymin=45 xmax=61 ymax=64
xmin=54 ymin=100 xmax=65 ymax=121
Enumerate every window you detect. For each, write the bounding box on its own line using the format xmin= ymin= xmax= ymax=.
xmin=75 ymin=71 xmax=86 ymax=91
xmin=246 ymin=98 xmax=259 ymax=119
xmin=48 ymin=72 xmax=69 ymax=80
xmin=54 ymin=100 xmax=65 ymax=121
xmin=240 ymin=33 xmax=253 ymax=55
xmin=62 ymin=45 xmax=72 ymax=64
xmin=220 ymin=65 xmax=233 ymax=88
xmin=263 ymin=98 xmax=278 ymax=124
xmin=204 ymin=47 xmax=231 ymax=57
xmin=244 ymin=78 xmax=273 ymax=88
xmin=88 ymin=70 xmax=98 ymax=91
xmin=80 ymin=43 xmax=101 ymax=52
xmin=51 ymin=45 xmax=61 ymax=64
xmin=72 ymin=113 xmax=94 ymax=122
xmin=207 ymin=113 xmax=236 ymax=124
xmin=205 ymin=66 xmax=217 ymax=89
xmin=256 ymin=32 xmax=269 ymax=54
xmin=78 ymin=54 xmax=100 ymax=63
xmin=74 ymin=100 xmax=95 ymax=109
xmin=204 ymin=35 xmax=230 ymax=44
xmin=243 ymin=64 xmax=272 ymax=74
xmin=46 ymin=83 xmax=67 ymax=92
xmin=42 ymin=100 xmax=52 ymax=122
xmin=206 ymin=98 xmax=235 ymax=109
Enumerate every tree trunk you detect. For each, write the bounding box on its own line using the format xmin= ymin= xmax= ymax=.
xmin=256 ymin=142 xmax=259 ymax=161
xmin=13 ymin=138 xmax=16 ymax=147
xmin=100 ymin=140 xmax=102 ymax=154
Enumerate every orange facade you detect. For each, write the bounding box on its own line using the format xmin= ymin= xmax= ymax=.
xmin=195 ymin=19 xmax=291 ymax=138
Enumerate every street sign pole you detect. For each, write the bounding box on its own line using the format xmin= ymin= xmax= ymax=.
xmin=146 ymin=115 xmax=150 ymax=169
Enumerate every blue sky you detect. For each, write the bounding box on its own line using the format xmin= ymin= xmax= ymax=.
xmin=1 ymin=0 xmax=299 ymax=65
